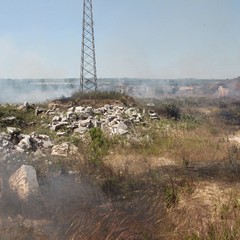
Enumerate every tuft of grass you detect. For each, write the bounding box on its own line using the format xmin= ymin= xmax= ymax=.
xmin=163 ymin=176 xmax=179 ymax=208
xmin=88 ymin=127 xmax=109 ymax=165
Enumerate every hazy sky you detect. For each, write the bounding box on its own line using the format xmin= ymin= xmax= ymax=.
xmin=0 ymin=0 xmax=240 ymax=79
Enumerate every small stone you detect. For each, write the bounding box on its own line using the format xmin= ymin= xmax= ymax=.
xmin=69 ymin=145 xmax=78 ymax=155
xmin=51 ymin=143 xmax=69 ymax=157
xmin=112 ymin=122 xmax=128 ymax=135
xmin=33 ymin=149 xmax=45 ymax=157
xmin=18 ymin=137 xmax=32 ymax=150
xmin=51 ymin=122 xmax=69 ymax=131
xmin=1 ymin=116 xmax=16 ymax=122
xmin=52 ymin=115 xmax=62 ymax=122
xmin=56 ymin=132 xmax=66 ymax=136
xmin=74 ymin=127 xmax=88 ymax=134
xmin=7 ymin=127 xmax=21 ymax=135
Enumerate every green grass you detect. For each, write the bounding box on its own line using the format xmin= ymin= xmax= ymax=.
xmin=0 ymin=105 xmax=37 ymax=129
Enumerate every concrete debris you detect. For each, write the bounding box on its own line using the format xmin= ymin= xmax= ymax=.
xmin=1 ymin=116 xmax=16 ymax=123
xmin=112 ymin=122 xmax=129 ymax=135
xmin=17 ymin=101 xmax=31 ymax=111
xmin=51 ymin=143 xmax=69 ymax=157
xmin=24 ymin=101 xmax=29 ymax=108
xmin=36 ymin=107 xmax=45 ymax=115
xmin=9 ymin=165 xmax=39 ymax=200
xmin=7 ymin=127 xmax=21 ymax=135
xmin=56 ymin=131 xmax=67 ymax=136
xmin=18 ymin=137 xmax=32 ymax=150
xmin=0 ymin=104 xmax=159 ymax=157
xmin=74 ymin=126 xmax=88 ymax=134
xmin=47 ymin=104 xmax=159 ymax=136
xmin=51 ymin=121 xmax=69 ymax=131
xmin=149 ymin=112 xmax=159 ymax=120
xmin=36 ymin=134 xmax=53 ymax=148
xmin=69 ymin=144 xmax=79 ymax=155
xmin=0 ymin=130 xmax=54 ymax=156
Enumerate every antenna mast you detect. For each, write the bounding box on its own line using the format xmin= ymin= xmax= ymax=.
xmin=80 ymin=0 xmax=97 ymax=92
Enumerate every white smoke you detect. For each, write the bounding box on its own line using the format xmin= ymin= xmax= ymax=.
xmin=0 ymin=36 xmax=66 ymax=79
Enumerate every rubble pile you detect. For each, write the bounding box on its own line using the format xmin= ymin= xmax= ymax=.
xmin=49 ymin=104 xmax=159 ymax=136
xmin=0 ymin=103 xmax=159 ymax=158
xmin=0 ymin=127 xmax=53 ymax=156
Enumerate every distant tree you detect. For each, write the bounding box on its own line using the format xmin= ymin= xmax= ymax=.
xmin=165 ymin=104 xmax=181 ymax=120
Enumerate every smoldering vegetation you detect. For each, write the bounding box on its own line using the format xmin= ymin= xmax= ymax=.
xmin=1 ymin=156 xmax=240 ymax=240
xmin=0 ymin=77 xmax=239 ymax=103
xmin=0 ymin=89 xmax=240 ymax=239
xmin=0 ymin=160 xmax=165 ymax=240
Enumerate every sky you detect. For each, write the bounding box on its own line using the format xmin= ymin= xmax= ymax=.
xmin=0 ymin=0 xmax=240 ymax=79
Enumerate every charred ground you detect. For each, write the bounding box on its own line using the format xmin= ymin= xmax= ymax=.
xmin=0 ymin=91 xmax=240 ymax=240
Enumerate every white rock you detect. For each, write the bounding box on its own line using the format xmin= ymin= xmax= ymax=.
xmin=15 ymin=146 xmax=25 ymax=153
xmin=69 ymin=145 xmax=78 ymax=155
xmin=51 ymin=143 xmax=69 ymax=157
xmin=7 ymin=127 xmax=21 ymax=135
xmin=23 ymin=101 xmax=29 ymax=108
xmin=41 ymin=139 xmax=53 ymax=148
xmin=56 ymin=131 xmax=66 ymax=136
xmin=2 ymin=140 xmax=9 ymax=147
xmin=52 ymin=115 xmax=62 ymax=122
xmin=112 ymin=122 xmax=128 ymax=135
xmin=74 ymin=126 xmax=88 ymax=134
xmin=18 ymin=137 xmax=32 ymax=150
xmin=75 ymin=106 xmax=85 ymax=113
xmin=38 ymin=134 xmax=50 ymax=140
xmin=51 ymin=122 xmax=69 ymax=131
xmin=79 ymin=119 xmax=92 ymax=128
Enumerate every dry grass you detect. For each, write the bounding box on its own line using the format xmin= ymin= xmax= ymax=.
xmin=1 ymin=96 xmax=240 ymax=239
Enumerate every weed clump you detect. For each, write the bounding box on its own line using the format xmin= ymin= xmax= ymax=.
xmin=88 ymin=127 xmax=109 ymax=165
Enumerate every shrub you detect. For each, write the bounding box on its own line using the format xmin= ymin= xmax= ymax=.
xmin=165 ymin=104 xmax=181 ymax=120
xmin=88 ymin=128 xmax=109 ymax=165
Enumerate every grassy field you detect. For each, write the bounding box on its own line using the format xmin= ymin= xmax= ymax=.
xmin=0 ymin=93 xmax=240 ymax=239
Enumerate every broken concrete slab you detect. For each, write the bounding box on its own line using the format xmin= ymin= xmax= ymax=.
xmin=112 ymin=122 xmax=129 ymax=135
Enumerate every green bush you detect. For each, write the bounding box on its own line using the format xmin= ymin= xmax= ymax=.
xmin=88 ymin=128 xmax=109 ymax=165
xmin=165 ymin=104 xmax=181 ymax=120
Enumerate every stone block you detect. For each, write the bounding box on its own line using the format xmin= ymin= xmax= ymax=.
xmin=9 ymin=165 xmax=39 ymax=200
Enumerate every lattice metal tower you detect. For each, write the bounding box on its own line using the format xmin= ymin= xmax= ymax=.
xmin=80 ymin=0 xmax=97 ymax=92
